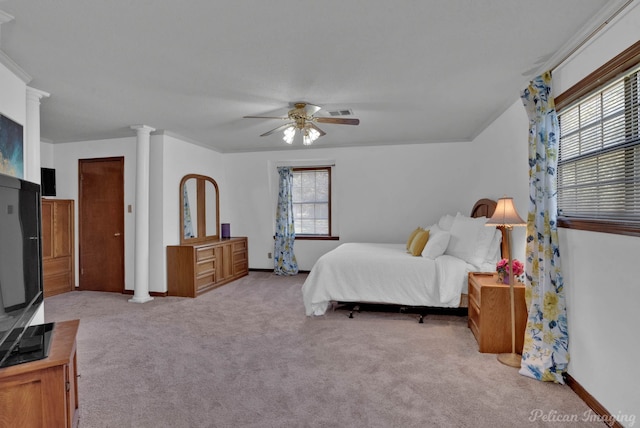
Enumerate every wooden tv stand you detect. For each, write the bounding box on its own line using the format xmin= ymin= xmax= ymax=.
xmin=0 ymin=319 xmax=80 ymax=428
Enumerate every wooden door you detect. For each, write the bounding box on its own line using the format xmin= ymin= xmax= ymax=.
xmin=78 ymin=157 xmax=124 ymax=292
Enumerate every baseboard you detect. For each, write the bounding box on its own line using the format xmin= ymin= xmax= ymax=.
xmin=249 ymin=268 xmax=311 ymax=274
xmin=121 ymin=290 xmax=167 ymax=297
xmin=564 ymin=373 xmax=623 ymax=428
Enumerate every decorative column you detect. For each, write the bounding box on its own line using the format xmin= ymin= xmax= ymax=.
xmin=25 ymin=87 xmax=50 ymax=182
xmin=129 ymin=125 xmax=155 ymax=303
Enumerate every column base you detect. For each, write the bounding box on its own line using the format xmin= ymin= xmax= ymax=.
xmin=128 ymin=295 xmax=154 ymax=304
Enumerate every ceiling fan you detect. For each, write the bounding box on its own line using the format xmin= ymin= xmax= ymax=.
xmin=244 ymin=102 xmax=360 ymax=145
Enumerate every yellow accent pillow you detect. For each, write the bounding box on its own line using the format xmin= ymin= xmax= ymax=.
xmin=409 ymin=230 xmax=430 ymax=256
xmin=406 ymin=227 xmax=424 ymax=250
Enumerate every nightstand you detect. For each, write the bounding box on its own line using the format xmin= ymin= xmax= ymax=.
xmin=467 ymin=272 xmax=527 ymax=354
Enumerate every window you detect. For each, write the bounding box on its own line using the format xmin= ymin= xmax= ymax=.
xmin=291 ymin=167 xmax=333 ymax=238
xmin=556 ymin=41 xmax=640 ymax=236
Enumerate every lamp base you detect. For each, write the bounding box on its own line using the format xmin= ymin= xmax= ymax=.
xmin=497 ymin=352 xmax=521 ymax=368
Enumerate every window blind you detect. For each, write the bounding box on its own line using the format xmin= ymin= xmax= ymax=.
xmin=292 ymin=167 xmax=331 ymax=235
xmin=557 ymin=64 xmax=640 ymax=223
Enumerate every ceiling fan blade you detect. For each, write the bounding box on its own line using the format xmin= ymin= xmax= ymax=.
xmin=260 ymin=123 xmax=294 ymax=137
xmin=315 ymin=117 xmax=360 ymax=125
xmin=244 ymin=115 xmax=289 ymax=120
xmin=308 ymin=123 xmax=326 ymax=137
xmin=306 ymin=104 xmax=322 ymax=116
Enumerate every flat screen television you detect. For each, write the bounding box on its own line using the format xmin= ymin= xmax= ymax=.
xmin=0 ymin=172 xmax=52 ymax=368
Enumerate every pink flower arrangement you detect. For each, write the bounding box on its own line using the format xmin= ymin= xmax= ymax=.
xmin=496 ymin=258 xmax=524 ymax=277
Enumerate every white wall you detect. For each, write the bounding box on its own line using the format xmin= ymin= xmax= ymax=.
xmin=224 ymin=131 xmax=529 ymax=271
xmin=40 ymin=141 xmax=54 ymax=167
xmin=550 ymin=3 xmax=640 ymax=422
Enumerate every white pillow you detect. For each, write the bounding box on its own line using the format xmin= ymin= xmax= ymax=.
xmin=484 ymin=229 xmax=503 ymax=265
xmin=472 ymin=225 xmax=499 ymax=266
xmin=445 ymin=213 xmax=488 ymax=266
xmin=437 ymin=214 xmax=456 ymax=231
xmin=422 ymin=229 xmax=451 ymax=259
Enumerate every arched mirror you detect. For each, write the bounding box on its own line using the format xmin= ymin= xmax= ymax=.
xmin=180 ymin=174 xmax=219 ymax=244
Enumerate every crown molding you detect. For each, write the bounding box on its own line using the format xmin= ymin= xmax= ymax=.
xmin=0 ymin=10 xmax=14 ymax=27
xmin=539 ymin=0 xmax=636 ymax=75
xmin=0 ymin=49 xmax=32 ymax=83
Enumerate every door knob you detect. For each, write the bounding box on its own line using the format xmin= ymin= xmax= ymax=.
xmin=114 ymin=233 xmax=121 ymax=236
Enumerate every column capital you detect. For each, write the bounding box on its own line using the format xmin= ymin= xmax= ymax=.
xmin=130 ymin=124 xmax=156 ymax=136
xmin=26 ymin=86 xmax=51 ymax=102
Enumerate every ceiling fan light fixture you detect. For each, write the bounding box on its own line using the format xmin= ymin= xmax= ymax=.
xmin=283 ymin=126 xmax=296 ymax=144
xmin=303 ymin=127 xmax=320 ymax=145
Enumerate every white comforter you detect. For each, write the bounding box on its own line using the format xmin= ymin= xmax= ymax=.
xmin=302 ymin=243 xmax=477 ymax=316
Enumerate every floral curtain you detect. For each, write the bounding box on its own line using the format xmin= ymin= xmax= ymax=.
xmin=183 ymin=184 xmax=194 ymax=239
xmin=519 ymin=71 xmax=569 ymax=383
xmin=274 ymin=167 xmax=298 ymax=275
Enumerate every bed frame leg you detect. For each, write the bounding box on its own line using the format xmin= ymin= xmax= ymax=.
xmin=348 ymin=304 xmax=360 ymax=319
xmin=418 ymin=314 xmax=424 ymax=323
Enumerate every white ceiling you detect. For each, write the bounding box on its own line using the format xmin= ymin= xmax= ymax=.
xmin=0 ymin=0 xmax=626 ymax=153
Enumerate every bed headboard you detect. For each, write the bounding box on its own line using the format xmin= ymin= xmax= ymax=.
xmin=470 ymin=198 xmax=509 ymax=260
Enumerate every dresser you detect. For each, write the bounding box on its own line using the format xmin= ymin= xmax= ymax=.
xmin=41 ymin=199 xmax=75 ymax=297
xmin=468 ymin=272 xmax=527 ymax=354
xmin=166 ymin=237 xmax=249 ymax=297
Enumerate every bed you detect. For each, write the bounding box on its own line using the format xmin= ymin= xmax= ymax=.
xmin=302 ymin=199 xmax=507 ymax=320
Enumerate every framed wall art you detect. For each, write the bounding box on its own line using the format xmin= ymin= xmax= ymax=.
xmin=0 ymin=113 xmax=24 ymax=178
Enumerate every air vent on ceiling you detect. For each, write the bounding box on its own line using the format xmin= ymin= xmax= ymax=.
xmin=328 ymin=109 xmax=353 ymax=116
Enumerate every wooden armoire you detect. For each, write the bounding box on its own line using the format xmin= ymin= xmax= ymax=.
xmin=41 ymin=199 xmax=75 ymax=297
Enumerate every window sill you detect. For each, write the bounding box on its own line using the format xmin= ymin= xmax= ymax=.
xmin=558 ymin=217 xmax=640 ymax=237
xmin=295 ymin=235 xmax=339 ymax=241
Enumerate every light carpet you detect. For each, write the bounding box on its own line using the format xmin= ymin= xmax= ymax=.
xmin=43 ymin=272 xmax=603 ymax=427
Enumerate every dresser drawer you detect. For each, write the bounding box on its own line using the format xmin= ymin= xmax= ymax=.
xmin=468 ymin=300 xmax=480 ymax=334
xmin=196 ymin=246 xmax=215 ymax=262
xmin=196 ymin=259 xmax=215 ymax=276
xmin=196 ymin=273 xmax=216 ymax=290
xmin=468 ymin=275 xmax=482 ymax=306
xmin=233 ymin=260 xmax=248 ymax=276
xmin=233 ymin=249 xmax=247 ymax=263
xmin=232 ymin=239 xmax=247 ymax=253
